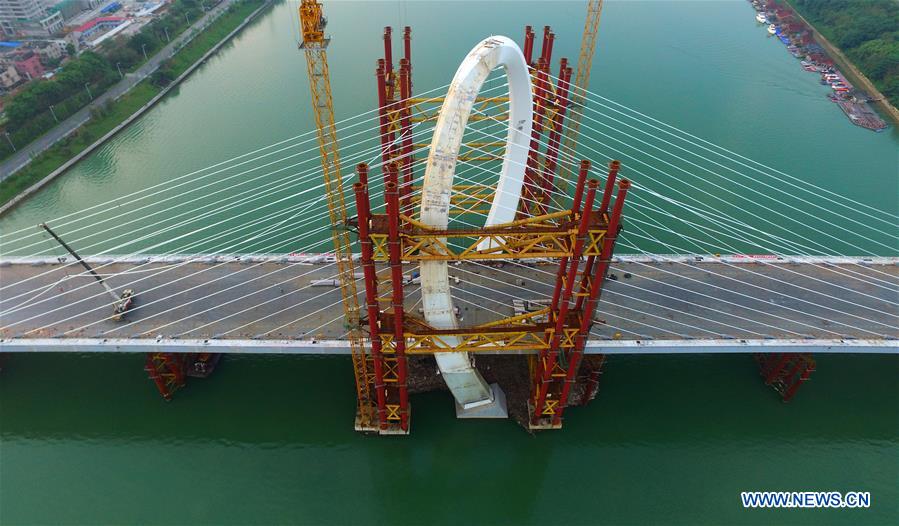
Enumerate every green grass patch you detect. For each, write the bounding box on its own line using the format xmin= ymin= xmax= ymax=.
xmin=0 ymin=0 xmax=267 ymax=209
xmin=168 ymin=1 xmax=264 ymax=75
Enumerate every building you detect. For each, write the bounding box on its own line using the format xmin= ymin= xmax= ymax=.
xmin=27 ymin=38 xmax=66 ymax=61
xmin=0 ymin=62 xmax=21 ymax=89
xmin=0 ymin=0 xmax=65 ymax=37
xmin=49 ymin=0 xmax=92 ymax=21
xmin=63 ymin=29 xmax=79 ymax=52
xmin=69 ymin=15 xmax=128 ymax=47
xmin=12 ymin=50 xmax=43 ymax=78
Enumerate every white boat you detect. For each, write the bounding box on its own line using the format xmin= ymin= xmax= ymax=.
xmin=767 ymin=24 xmax=777 ymax=35
xmin=756 ymin=13 xmax=768 ymax=24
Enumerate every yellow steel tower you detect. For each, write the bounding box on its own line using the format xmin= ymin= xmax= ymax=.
xmin=557 ymin=0 xmax=604 ymax=189
xmin=298 ymin=0 xmax=376 ymax=430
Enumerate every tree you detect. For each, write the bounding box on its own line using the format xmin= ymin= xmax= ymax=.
xmin=150 ymin=67 xmax=175 ymax=87
xmin=3 ymin=51 xmax=113 ymax=128
xmin=105 ymin=42 xmax=142 ymax=70
xmin=43 ymin=56 xmax=63 ymax=69
xmin=128 ymin=32 xmax=161 ymax=57
xmin=788 ymin=0 xmax=899 ymax=108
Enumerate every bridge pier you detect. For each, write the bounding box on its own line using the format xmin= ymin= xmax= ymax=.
xmin=143 ymin=352 xmax=222 ymax=400
xmin=144 ymin=353 xmax=186 ymax=401
xmin=755 ymin=352 xmax=816 ymax=402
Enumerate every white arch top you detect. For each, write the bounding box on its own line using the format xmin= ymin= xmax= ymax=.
xmin=419 ymin=36 xmax=533 ymax=409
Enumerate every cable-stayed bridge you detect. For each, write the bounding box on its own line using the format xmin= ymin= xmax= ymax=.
xmin=1 ymin=14 xmax=896 ymax=431
xmin=1 ymin=75 xmax=895 ymax=421
xmin=2 ymin=75 xmax=894 ymax=356
xmin=1 ymin=255 xmax=895 ymax=353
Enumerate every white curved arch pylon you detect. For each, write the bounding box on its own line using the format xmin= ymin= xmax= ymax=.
xmin=419 ymin=36 xmax=533 ymax=410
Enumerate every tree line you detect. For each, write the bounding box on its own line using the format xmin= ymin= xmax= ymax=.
xmin=790 ymin=0 xmax=899 ymax=108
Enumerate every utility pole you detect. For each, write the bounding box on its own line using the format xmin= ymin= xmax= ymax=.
xmin=116 ymin=62 xmax=123 ymax=78
xmin=49 ymin=105 xmax=59 ymax=123
xmin=164 ymin=26 xmax=170 ymax=42
xmin=4 ymin=132 xmax=15 ymax=152
xmin=84 ymin=82 xmax=93 ymax=100
xmin=142 ymin=43 xmax=148 ymax=61
xmin=185 ymin=12 xmax=191 ymax=25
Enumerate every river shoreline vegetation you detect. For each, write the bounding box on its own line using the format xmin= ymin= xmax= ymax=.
xmin=0 ymin=0 xmax=265 ymax=208
xmin=0 ymin=0 xmax=208 ymax=162
xmin=786 ymin=0 xmax=899 ymax=110
xmin=0 ymin=51 xmax=119 ymax=160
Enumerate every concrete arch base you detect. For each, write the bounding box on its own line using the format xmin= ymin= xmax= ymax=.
xmin=455 ymin=383 xmax=509 ymax=419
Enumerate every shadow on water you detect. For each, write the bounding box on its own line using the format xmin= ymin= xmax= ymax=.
xmin=2 ymin=353 xmax=896 ymax=444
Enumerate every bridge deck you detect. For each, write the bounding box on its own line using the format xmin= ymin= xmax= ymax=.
xmin=1 ymin=256 xmax=895 ymax=349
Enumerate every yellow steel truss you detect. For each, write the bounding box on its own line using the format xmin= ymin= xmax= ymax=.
xmin=367 ymin=210 xmax=607 ymax=261
xmin=383 ymin=328 xmax=578 ymax=354
xmin=407 ymin=141 xmax=506 ymax=163
xmin=404 ymin=96 xmax=510 ymax=124
xmin=401 ymin=183 xmax=496 ymax=217
xmin=377 ymin=308 xmax=581 ymax=355
xmin=378 ymin=96 xmax=509 ymax=170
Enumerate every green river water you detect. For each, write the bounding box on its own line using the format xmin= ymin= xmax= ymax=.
xmin=1 ymin=1 xmax=897 ymax=524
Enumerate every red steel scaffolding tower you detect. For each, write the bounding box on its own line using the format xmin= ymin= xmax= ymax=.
xmin=352 ymin=157 xmax=630 ymax=431
xmin=334 ymin=21 xmax=630 ymax=432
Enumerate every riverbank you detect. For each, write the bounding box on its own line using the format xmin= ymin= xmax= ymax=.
xmin=0 ymin=0 xmax=271 ymax=215
xmin=783 ymin=0 xmax=899 ymax=126
xmin=0 ymin=0 xmax=210 ymax=165
xmin=749 ymin=1 xmax=893 ymax=130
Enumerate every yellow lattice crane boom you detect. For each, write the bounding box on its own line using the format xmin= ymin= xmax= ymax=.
xmin=558 ymin=0 xmax=604 ymax=189
xmin=298 ymin=0 xmax=376 ymax=430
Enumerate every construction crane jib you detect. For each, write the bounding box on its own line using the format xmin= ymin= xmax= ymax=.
xmin=558 ymin=0 xmax=603 ymax=189
xmin=298 ymin=0 xmax=376 ymax=431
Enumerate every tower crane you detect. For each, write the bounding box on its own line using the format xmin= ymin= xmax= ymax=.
xmin=557 ymin=0 xmax=604 ymax=189
xmin=297 ymin=0 xmax=376 ymax=430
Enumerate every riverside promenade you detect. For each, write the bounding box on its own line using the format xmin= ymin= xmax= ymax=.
xmin=0 ymin=0 xmax=272 ymax=217
xmin=0 ymin=0 xmax=239 ymax=181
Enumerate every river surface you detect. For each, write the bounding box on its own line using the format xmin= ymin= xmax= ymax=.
xmin=1 ymin=1 xmax=897 ymax=524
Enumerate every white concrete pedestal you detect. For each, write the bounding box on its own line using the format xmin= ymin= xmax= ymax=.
xmin=455 ymin=383 xmax=508 ymax=419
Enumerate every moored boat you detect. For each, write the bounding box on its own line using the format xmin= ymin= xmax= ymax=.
xmin=767 ymin=24 xmax=777 ymax=35
xmin=755 ymin=12 xmax=767 ymax=23
xmin=185 ymin=353 xmax=223 ymax=378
